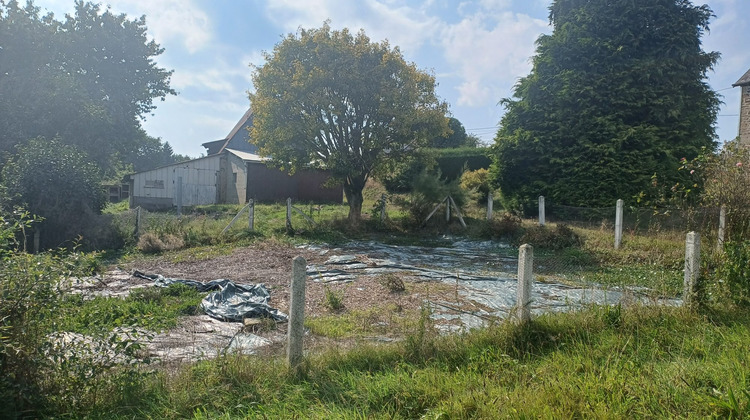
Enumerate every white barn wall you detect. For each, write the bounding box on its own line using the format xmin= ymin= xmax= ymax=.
xmin=131 ymin=155 xmax=223 ymax=210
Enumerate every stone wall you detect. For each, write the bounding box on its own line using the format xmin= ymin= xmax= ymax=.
xmin=740 ymin=86 xmax=750 ymax=146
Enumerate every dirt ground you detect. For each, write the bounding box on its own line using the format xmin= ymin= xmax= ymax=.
xmin=119 ymin=242 xmax=438 ymax=319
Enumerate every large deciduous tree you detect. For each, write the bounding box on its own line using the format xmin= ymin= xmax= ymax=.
xmin=250 ymin=24 xmax=448 ymax=222
xmin=492 ymin=0 xmax=720 ymax=210
xmin=0 ymin=0 xmax=176 ymax=174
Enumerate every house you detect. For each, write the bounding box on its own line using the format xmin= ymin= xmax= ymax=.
xmin=733 ymin=67 xmax=750 ymax=146
xmin=129 ymin=109 xmax=342 ymax=210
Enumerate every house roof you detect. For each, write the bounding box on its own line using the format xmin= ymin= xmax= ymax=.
xmin=201 ymin=108 xmax=254 ymax=155
xmin=225 ymin=148 xmax=267 ymax=162
xmin=733 ymin=68 xmax=750 ymax=87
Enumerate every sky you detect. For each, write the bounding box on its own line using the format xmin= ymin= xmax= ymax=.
xmin=34 ymin=0 xmax=750 ymax=158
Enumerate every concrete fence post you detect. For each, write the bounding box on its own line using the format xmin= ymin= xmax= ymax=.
xmin=380 ymin=194 xmax=386 ymax=223
xmin=717 ymin=205 xmax=726 ymax=251
xmin=538 ymin=196 xmax=545 ymax=226
xmin=516 ymin=244 xmax=533 ymax=324
xmin=176 ymin=176 xmax=183 ymax=217
xmin=287 ymin=256 xmax=307 ymax=370
xmin=615 ymin=199 xmax=624 ymax=250
xmin=248 ymin=199 xmax=255 ymax=232
xmin=33 ymin=230 xmax=40 ymax=254
xmin=684 ymin=231 xmax=701 ymax=307
xmin=487 ymin=192 xmax=494 ymax=221
xmin=286 ymin=198 xmax=292 ymax=232
xmin=134 ymin=206 xmax=142 ymax=239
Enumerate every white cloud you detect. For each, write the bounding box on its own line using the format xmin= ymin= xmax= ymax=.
xmin=261 ymin=0 xmax=440 ymax=53
xmin=35 ymin=0 xmax=213 ymax=53
xmin=440 ymin=11 xmax=548 ymax=106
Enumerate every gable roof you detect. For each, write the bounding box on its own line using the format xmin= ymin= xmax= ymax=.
xmin=201 ymin=108 xmax=254 ymax=155
xmin=733 ymin=68 xmax=750 ymax=87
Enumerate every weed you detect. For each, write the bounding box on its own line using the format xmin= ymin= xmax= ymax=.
xmin=323 ymin=286 xmax=345 ymax=311
xmin=378 ymin=273 xmax=406 ymax=292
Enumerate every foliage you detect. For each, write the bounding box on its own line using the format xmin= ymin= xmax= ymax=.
xmin=519 ymin=224 xmax=583 ymax=250
xmin=1 ymin=138 xmax=107 ymax=249
xmin=323 ymin=286 xmax=345 ymax=311
xmin=136 ymin=232 xmax=185 ymax=254
xmin=378 ymin=273 xmax=406 ymax=292
xmin=382 ymin=147 xmax=491 ymax=194
xmin=429 ymin=117 xmax=474 ymax=148
xmin=483 ymin=211 xmax=523 ymax=239
xmin=434 ymin=146 xmax=492 ymax=181
xmin=250 ymin=23 xmax=449 ymax=222
xmin=0 ymin=0 xmax=176 ymax=174
xmin=491 ymin=0 xmax=720 ymax=211
xmin=691 ymin=139 xmax=750 ymax=241
xmin=0 ymin=208 xmax=131 ymax=417
xmin=403 ymin=169 xmax=466 ymax=225
xmin=715 ymin=240 xmax=750 ymax=307
xmin=460 ymin=167 xmax=492 ymax=203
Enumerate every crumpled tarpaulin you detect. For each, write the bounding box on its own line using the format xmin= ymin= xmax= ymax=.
xmin=133 ymin=271 xmax=287 ymax=322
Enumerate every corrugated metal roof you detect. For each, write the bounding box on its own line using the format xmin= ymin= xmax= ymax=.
xmin=225 ymin=148 xmax=268 ymax=162
xmin=733 ymin=68 xmax=750 ymax=87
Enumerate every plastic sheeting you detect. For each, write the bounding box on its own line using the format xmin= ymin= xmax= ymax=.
xmin=133 ymin=271 xmax=287 ymax=322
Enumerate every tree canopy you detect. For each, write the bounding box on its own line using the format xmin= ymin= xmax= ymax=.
xmin=429 ymin=117 xmax=476 ymax=148
xmin=491 ymin=0 xmax=720 ymax=210
xmin=0 ymin=0 xmax=176 ymax=174
xmin=250 ymin=24 xmax=448 ymax=221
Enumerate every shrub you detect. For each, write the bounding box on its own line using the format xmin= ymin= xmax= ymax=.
xmin=323 ymin=286 xmax=345 ymax=311
xmin=715 ymin=240 xmax=750 ymax=306
xmin=460 ymin=168 xmax=492 ymax=203
xmin=0 ymin=138 xmax=107 ymax=250
xmin=378 ymin=274 xmax=406 ymax=292
xmin=404 ymin=169 xmax=467 ymax=225
xmin=136 ymin=232 xmax=184 ymax=254
xmin=484 ymin=212 xmax=523 ymax=239
xmin=519 ymin=224 xmax=583 ymax=250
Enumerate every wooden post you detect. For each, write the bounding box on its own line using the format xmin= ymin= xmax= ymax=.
xmin=684 ymin=231 xmax=701 ymax=307
xmin=248 ymin=199 xmax=255 ymax=232
xmin=487 ymin=192 xmax=493 ymax=221
xmin=717 ymin=205 xmax=726 ymax=251
xmin=286 ymin=198 xmax=293 ymax=232
xmin=516 ymin=244 xmax=533 ymax=324
xmin=615 ymin=199 xmax=624 ymax=250
xmin=538 ymin=196 xmax=545 ymax=226
xmin=176 ymin=176 xmax=183 ymax=216
xmin=287 ymin=256 xmax=307 ymax=371
xmin=445 ymin=196 xmax=451 ymax=222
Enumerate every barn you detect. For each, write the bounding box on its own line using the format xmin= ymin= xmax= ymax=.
xmin=128 ymin=109 xmax=343 ymax=210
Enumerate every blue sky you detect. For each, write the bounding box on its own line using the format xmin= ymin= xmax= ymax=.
xmin=36 ymin=0 xmax=750 ymax=158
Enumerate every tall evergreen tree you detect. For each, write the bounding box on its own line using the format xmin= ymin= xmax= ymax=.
xmin=491 ymin=0 xmax=720 ymax=209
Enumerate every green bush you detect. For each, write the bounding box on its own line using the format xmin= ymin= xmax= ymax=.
xmin=1 ymin=138 xmax=107 ymax=250
xmin=483 ymin=212 xmax=523 ymax=239
xmin=519 ymin=224 xmax=583 ymax=250
xmin=716 ymin=240 xmax=750 ymax=306
xmin=403 ymin=169 xmax=467 ymax=225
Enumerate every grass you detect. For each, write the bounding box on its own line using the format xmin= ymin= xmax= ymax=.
xmin=58 ymin=283 xmax=204 ymax=334
xmin=71 ymin=304 xmax=750 ymax=418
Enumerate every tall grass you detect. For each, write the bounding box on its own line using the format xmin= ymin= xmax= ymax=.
xmin=77 ymin=305 xmax=750 ymax=419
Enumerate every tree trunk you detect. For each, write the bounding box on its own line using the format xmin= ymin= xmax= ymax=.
xmin=344 ymin=178 xmax=365 ymax=223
